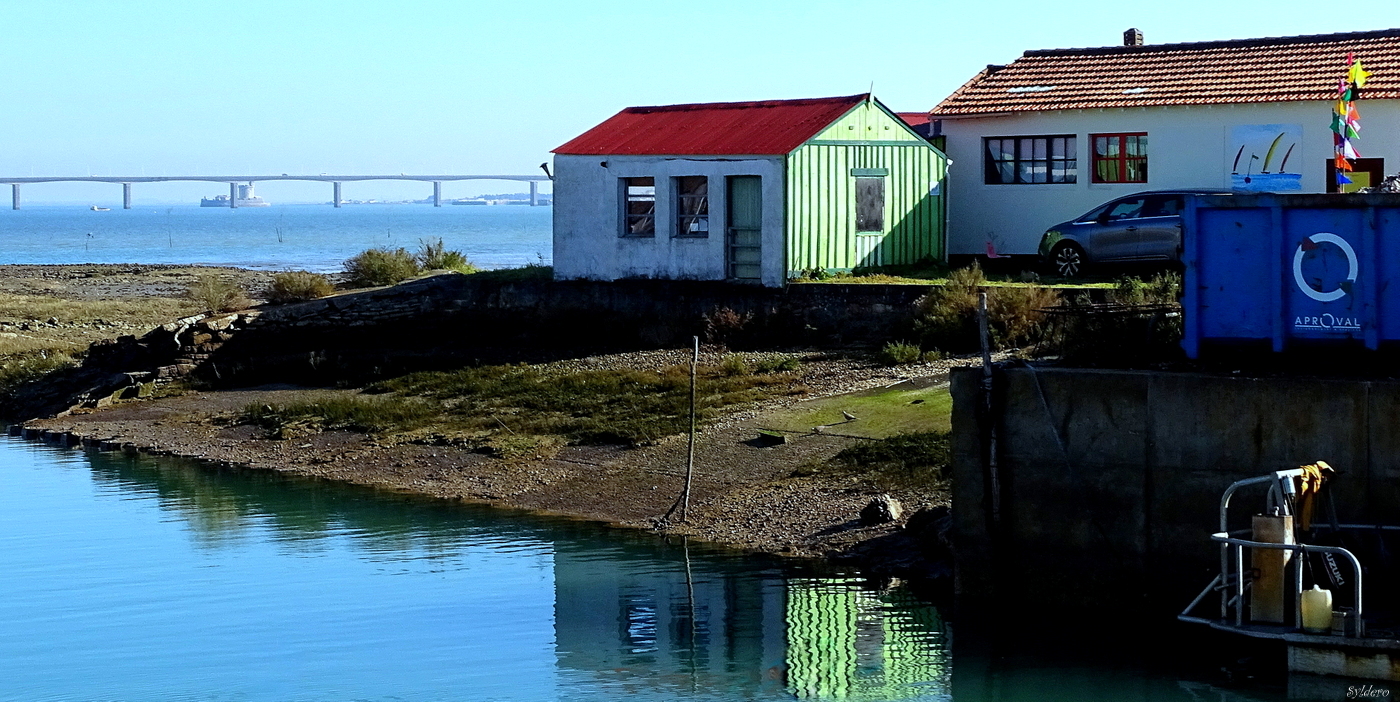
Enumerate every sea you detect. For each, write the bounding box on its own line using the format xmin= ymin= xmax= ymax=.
xmin=0 ymin=204 xmax=552 ymax=272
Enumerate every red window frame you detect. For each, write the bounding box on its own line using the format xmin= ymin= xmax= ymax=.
xmin=1091 ymin=133 xmax=1148 ymax=183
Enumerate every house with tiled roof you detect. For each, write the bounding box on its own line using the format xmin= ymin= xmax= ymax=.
xmin=551 ymin=94 xmax=946 ymax=287
xmin=926 ymin=28 xmax=1400 ymax=260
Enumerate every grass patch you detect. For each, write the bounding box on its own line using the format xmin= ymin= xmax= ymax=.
xmin=0 ymin=294 xmax=202 ymax=327
xmin=369 ymin=363 xmax=805 ymax=445
xmin=241 ymin=396 xmax=437 ymax=438
xmin=760 ymin=384 xmax=952 ymax=439
xmin=465 ymin=264 xmax=553 ymax=284
xmin=828 ymin=431 xmax=951 ymax=489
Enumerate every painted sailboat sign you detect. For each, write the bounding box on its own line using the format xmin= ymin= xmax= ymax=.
xmin=1228 ymin=124 xmax=1303 ymax=192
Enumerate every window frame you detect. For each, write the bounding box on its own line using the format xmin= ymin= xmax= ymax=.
xmin=620 ymin=177 xmax=656 ymax=237
xmin=1090 ymin=132 xmax=1148 ymax=184
xmin=672 ymin=175 xmax=709 ymax=238
xmin=983 ymin=135 xmax=1077 ymax=185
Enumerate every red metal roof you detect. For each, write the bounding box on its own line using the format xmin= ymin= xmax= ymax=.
xmin=933 ymin=28 xmax=1400 ymax=116
xmin=896 ymin=112 xmax=931 ymax=127
xmin=554 ymin=94 xmax=869 ymax=156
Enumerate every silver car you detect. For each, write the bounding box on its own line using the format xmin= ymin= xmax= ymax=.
xmin=1038 ymin=190 xmax=1230 ymax=277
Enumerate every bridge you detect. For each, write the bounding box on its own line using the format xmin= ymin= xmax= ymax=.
xmin=0 ymin=174 xmax=553 ymax=209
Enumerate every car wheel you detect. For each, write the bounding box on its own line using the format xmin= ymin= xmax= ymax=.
xmin=1051 ymin=242 xmax=1086 ymax=278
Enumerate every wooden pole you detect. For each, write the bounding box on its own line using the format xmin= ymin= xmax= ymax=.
xmin=979 ymin=292 xmax=1000 ymax=526
xmin=681 ymin=336 xmax=699 ymax=522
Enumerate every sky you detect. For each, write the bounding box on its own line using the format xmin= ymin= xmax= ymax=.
xmin=0 ymin=0 xmax=1389 ymax=203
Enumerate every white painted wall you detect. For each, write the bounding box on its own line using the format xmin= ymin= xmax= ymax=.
xmin=552 ymin=154 xmax=788 ymax=287
xmin=940 ymin=99 xmax=1400 ymax=257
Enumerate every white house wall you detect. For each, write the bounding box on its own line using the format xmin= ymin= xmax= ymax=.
xmin=552 ymin=154 xmax=787 ymax=287
xmin=940 ymin=99 xmax=1400 ymax=257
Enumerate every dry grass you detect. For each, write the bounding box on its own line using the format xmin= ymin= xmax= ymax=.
xmin=0 ymin=293 xmax=201 ymax=327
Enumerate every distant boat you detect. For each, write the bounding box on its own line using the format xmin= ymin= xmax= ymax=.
xmin=201 ymin=183 xmax=270 ymax=207
xmin=90 ymin=205 xmax=110 ymax=211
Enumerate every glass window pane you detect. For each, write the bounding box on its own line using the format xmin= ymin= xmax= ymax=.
xmin=1064 ymin=137 xmax=1076 ymax=160
xmin=1033 ymin=139 xmax=1047 ymax=160
xmin=998 ymin=161 xmax=1015 ymax=183
xmin=1018 ymin=139 xmax=1034 ymax=161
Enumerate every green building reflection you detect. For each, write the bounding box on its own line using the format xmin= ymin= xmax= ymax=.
xmin=786 ymin=577 xmax=948 ymax=700
xmin=552 ymin=542 xmax=949 ymax=700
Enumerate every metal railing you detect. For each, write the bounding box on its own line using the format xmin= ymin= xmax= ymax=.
xmin=1179 ymin=469 xmax=1366 ymax=638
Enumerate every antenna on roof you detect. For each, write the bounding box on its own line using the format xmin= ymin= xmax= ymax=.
xmin=868 ymin=81 xmax=875 ymax=100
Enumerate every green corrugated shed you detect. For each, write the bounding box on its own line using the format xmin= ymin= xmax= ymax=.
xmin=786 ymin=100 xmax=947 ymax=276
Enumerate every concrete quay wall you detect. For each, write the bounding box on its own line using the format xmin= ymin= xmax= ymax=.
xmin=950 ymin=366 xmax=1400 ymax=624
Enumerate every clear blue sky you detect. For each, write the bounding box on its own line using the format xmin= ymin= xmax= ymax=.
xmin=0 ymin=0 xmax=1384 ymax=202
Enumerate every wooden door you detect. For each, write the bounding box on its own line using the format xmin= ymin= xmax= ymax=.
xmin=727 ymin=176 xmax=762 ymax=282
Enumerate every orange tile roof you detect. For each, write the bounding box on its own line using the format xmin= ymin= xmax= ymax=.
xmin=932 ymin=28 xmax=1400 ymax=117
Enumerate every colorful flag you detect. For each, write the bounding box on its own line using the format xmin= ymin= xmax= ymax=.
xmin=1332 ymin=53 xmax=1369 ymax=186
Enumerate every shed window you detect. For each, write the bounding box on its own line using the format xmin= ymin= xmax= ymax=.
xmin=855 ymin=177 xmax=884 ymax=232
xmin=674 ymin=176 xmax=709 ymax=237
xmin=984 ymin=135 xmax=1076 ymax=184
xmin=1092 ymin=133 xmax=1148 ymax=183
xmin=622 ymin=177 xmax=655 ymax=237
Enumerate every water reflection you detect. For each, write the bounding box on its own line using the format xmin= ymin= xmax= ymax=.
xmin=11 ymin=441 xmax=1309 ymax=701
xmin=8 ymin=441 xmax=953 ymax=700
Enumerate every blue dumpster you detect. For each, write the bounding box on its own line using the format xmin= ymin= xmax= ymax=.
xmin=1183 ymin=193 xmax=1400 ymax=358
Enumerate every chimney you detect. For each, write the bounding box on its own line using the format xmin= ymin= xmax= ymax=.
xmin=1124 ymin=28 xmax=1143 ymax=46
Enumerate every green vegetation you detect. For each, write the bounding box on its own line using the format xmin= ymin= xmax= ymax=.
xmin=0 ymin=351 xmax=75 ymax=394
xmin=344 ymin=247 xmax=421 ymax=287
xmin=790 ymin=258 xmax=1113 ymax=289
xmin=1048 ymin=271 xmax=1184 ymax=364
xmin=914 ymin=262 xmax=1060 ymax=353
xmin=829 ymin=431 xmax=951 ymax=488
xmin=755 ymin=355 xmax=801 ymax=373
xmin=720 ymin=354 xmax=751 ymax=376
xmin=186 ymin=274 xmax=251 ymax=313
xmin=416 ymin=237 xmax=480 ymax=274
xmin=241 ymin=396 xmax=437 ymax=438
xmin=878 ymin=341 xmax=923 ymax=365
xmin=239 ymin=362 xmax=805 ymax=447
xmin=266 ymin=271 xmax=335 ymax=303
xmin=465 ymin=263 xmax=553 ymax=284
xmin=761 ymin=383 xmax=952 ymax=439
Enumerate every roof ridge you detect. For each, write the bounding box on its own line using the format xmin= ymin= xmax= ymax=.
xmin=1025 ymin=27 xmax=1400 ymax=58
xmin=625 ymin=94 xmax=868 ymax=114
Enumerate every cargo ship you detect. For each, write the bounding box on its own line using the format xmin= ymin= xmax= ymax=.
xmin=201 ymin=183 xmax=269 ymax=207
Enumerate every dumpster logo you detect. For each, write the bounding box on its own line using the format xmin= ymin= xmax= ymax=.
xmin=1293 ymin=232 xmax=1358 ymax=303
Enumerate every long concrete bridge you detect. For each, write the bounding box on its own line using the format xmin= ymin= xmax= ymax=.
xmin=0 ymin=174 xmax=552 ymax=209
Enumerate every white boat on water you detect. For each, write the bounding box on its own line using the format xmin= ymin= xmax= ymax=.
xmin=90 ymin=205 xmax=110 ymax=211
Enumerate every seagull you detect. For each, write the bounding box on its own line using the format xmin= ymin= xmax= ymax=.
xmin=841 ymin=411 xmax=858 ymax=422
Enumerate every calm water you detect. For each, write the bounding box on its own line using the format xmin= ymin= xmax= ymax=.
xmin=0 ymin=437 xmax=1307 ymax=701
xmin=0 ymin=205 xmax=551 ymax=272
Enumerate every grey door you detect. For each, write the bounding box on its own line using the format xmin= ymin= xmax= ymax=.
xmin=1090 ymin=196 xmax=1146 ymax=261
xmin=727 ymin=176 xmax=762 ymax=282
xmin=1136 ymin=194 xmax=1185 ymax=260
